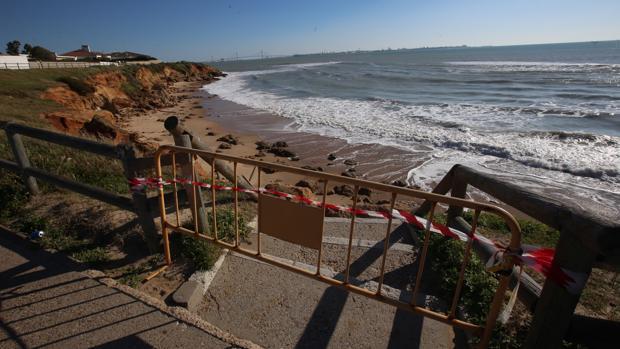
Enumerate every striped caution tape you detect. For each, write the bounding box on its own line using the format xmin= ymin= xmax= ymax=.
xmin=129 ymin=177 xmax=588 ymax=293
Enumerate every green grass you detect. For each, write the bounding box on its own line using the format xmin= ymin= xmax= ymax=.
xmin=462 ymin=210 xmax=560 ymax=247
xmin=71 ymin=247 xmax=109 ymax=266
xmin=56 ymin=76 xmax=95 ymax=96
xmin=0 ymin=67 xmax=110 ymax=126
xmin=12 ymin=213 xmax=109 ymax=267
xmin=22 ymin=137 xmax=128 ymax=194
xmin=171 ymin=233 xmax=220 ymax=271
xmin=118 ymin=266 xmax=143 ymax=287
xmin=172 ymin=208 xmax=250 ymax=271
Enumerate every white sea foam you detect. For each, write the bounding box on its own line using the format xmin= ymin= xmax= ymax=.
xmin=203 ymin=65 xmax=620 ymax=193
xmin=445 ymin=61 xmax=620 ymax=76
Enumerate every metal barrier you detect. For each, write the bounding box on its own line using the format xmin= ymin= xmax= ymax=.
xmin=155 ymin=144 xmax=522 ymax=348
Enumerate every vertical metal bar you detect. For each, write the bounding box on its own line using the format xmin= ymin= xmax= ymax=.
xmin=234 ymin=162 xmax=239 ymax=247
xmin=171 ymin=152 xmax=180 ymax=227
xmin=479 ymin=275 xmax=511 ymax=348
xmin=316 ymin=179 xmax=329 ymax=275
xmin=156 ymin=153 xmax=172 ymax=265
xmin=211 ymin=157 xmax=218 ymax=240
xmin=256 ymin=166 xmax=262 ymax=256
xmin=344 ymin=185 xmax=360 ymax=284
xmin=412 ymin=202 xmax=437 ymax=305
xmin=449 ymin=209 xmax=480 ymax=318
xmin=376 ymin=192 xmax=397 ymax=295
xmin=191 ymin=154 xmax=199 ymax=235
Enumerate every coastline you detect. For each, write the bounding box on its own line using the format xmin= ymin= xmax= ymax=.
xmin=124 ymin=80 xmax=427 ymax=187
xmin=123 ymin=79 xmax=620 ymax=221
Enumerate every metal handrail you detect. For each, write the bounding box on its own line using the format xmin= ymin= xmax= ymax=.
xmin=155 ymin=144 xmax=522 ymax=348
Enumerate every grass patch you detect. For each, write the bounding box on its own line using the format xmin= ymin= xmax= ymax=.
xmin=56 ymin=76 xmax=95 ymax=96
xmin=171 ymin=233 xmax=221 ymax=271
xmin=71 ymin=247 xmax=109 ymax=266
xmin=0 ymin=170 xmax=29 ymax=223
xmin=22 ymin=137 xmax=128 ymax=194
xmin=462 ymin=210 xmax=560 ymax=247
xmin=0 ymin=67 xmax=109 ymax=126
xmin=14 ymin=213 xmax=110 ymax=267
xmin=118 ymin=266 xmax=143 ymax=287
xmin=171 ymin=207 xmax=250 ymax=271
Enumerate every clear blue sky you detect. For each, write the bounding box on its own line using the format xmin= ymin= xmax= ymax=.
xmin=1 ymin=0 xmax=618 ymax=61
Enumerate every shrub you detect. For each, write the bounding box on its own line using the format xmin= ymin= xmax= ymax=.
xmin=29 ymin=46 xmax=56 ymax=61
xmin=171 ymin=233 xmax=220 ymax=271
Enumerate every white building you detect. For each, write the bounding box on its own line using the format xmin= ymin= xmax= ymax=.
xmin=0 ymin=54 xmax=30 ymax=69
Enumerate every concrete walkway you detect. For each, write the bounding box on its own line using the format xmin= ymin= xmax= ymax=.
xmin=198 ymin=219 xmax=462 ymax=349
xmin=0 ymin=232 xmax=259 ymax=349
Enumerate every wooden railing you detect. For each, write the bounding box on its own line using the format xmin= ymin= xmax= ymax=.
xmin=0 ymin=122 xmax=179 ymax=252
xmin=416 ymin=164 xmax=620 ymax=348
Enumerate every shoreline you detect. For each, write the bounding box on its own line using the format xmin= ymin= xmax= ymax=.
xmin=123 ymin=80 xmax=620 ymax=220
xmin=123 ymin=80 xmax=430 ymax=211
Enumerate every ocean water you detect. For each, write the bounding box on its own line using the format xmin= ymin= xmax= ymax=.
xmin=205 ymin=41 xmax=620 ymax=194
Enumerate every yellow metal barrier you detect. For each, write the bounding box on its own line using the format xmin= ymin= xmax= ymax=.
xmin=155 ymin=144 xmax=521 ymax=348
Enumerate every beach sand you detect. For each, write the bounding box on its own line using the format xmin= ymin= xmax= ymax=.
xmin=123 ymin=80 xmax=433 ymax=211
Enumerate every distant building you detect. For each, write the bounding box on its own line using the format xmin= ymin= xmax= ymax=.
xmin=0 ymin=54 xmax=30 ymax=69
xmin=57 ymin=45 xmax=111 ymax=61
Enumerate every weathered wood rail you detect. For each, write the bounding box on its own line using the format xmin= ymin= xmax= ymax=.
xmin=416 ymin=164 xmax=620 ymax=348
xmin=0 ymin=122 xmax=187 ymax=252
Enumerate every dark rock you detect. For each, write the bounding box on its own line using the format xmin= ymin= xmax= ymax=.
xmin=341 ymin=171 xmax=356 ymax=178
xmin=273 ymin=141 xmax=288 ymax=148
xmin=255 ymin=140 xmax=270 ymax=150
xmin=207 ymin=132 xmax=215 ymax=136
xmin=218 ymin=143 xmax=231 ymax=150
xmin=261 ymin=167 xmax=276 ymax=174
xmin=391 ymin=180 xmax=408 ymax=187
xmin=82 ymin=114 xmax=119 ymax=139
xmin=358 ymin=187 xmax=372 ymax=196
xmin=295 ymin=180 xmax=316 ymax=191
xmin=344 ymin=159 xmax=358 ymax=166
xmin=347 ymin=167 xmax=356 ymax=172
xmin=327 ymin=153 xmax=336 ymax=161
xmin=268 ymin=147 xmax=295 ymax=158
xmin=334 ymin=185 xmax=354 ymax=197
xmin=255 ymin=151 xmax=266 ymax=157
xmin=290 ymin=156 xmax=300 ymax=161
xmin=217 ymin=134 xmax=238 ymax=145
xmin=375 ymin=200 xmax=391 ymax=205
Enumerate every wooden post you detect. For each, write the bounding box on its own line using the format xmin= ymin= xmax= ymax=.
xmin=524 ymin=231 xmax=596 ymax=348
xmin=173 ymin=134 xmax=209 ymax=234
xmin=164 ymin=116 xmax=254 ymax=192
xmin=5 ymin=129 xmax=39 ymax=195
xmin=118 ymin=144 xmax=161 ymax=253
xmin=446 ymin=170 xmax=467 ymax=228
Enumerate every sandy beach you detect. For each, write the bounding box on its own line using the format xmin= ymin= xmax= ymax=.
xmin=123 ymin=80 xmax=434 ymax=211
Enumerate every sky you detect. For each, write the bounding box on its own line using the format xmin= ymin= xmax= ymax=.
xmin=1 ymin=0 xmax=619 ymax=61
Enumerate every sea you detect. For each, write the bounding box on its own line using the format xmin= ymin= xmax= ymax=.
xmin=205 ymin=41 xmax=620 ymax=197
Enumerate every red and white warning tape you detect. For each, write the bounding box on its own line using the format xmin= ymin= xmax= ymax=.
xmin=129 ymin=177 xmax=587 ymax=293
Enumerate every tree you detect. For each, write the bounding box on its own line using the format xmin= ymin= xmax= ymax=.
xmin=29 ymin=46 xmax=56 ymax=61
xmin=6 ymin=40 xmax=20 ymax=55
xmin=22 ymin=43 xmax=32 ymax=54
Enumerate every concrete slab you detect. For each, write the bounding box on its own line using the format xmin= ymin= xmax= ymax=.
xmin=0 ymin=232 xmax=260 ymax=349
